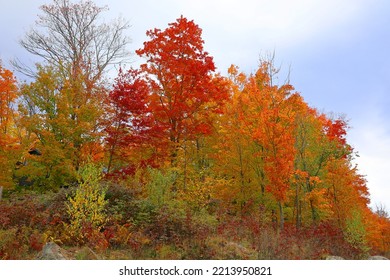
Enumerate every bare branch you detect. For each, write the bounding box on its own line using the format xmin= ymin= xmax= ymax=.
xmin=14 ymin=0 xmax=131 ymax=81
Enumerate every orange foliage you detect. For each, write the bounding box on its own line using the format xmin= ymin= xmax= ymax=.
xmin=0 ymin=62 xmax=19 ymax=188
xmin=0 ymin=63 xmax=17 ymax=135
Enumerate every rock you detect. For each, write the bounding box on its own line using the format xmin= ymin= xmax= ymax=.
xmin=36 ymin=242 xmax=70 ymax=260
xmin=368 ymin=255 xmax=389 ymax=260
xmin=325 ymin=255 xmax=345 ymax=260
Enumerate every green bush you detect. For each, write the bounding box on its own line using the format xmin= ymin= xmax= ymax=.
xmin=344 ymin=210 xmax=370 ymax=258
xmin=146 ymin=168 xmax=177 ymax=207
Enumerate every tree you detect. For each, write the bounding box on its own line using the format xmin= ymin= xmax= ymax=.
xmin=13 ymin=0 xmax=131 ymax=188
xmin=104 ymin=68 xmax=163 ymax=174
xmin=14 ymin=0 xmax=130 ymax=82
xmin=375 ymin=203 xmax=389 ymax=219
xmin=211 ymin=65 xmax=267 ymax=216
xmin=17 ymin=64 xmax=105 ymax=189
xmin=218 ymin=62 xmax=300 ymax=229
xmin=242 ymin=61 xmax=298 ymax=230
xmin=292 ymin=109 xmax=334 ymax=227
xmin=0 ymin=62 xmax=18 ymax=135
xmin=136 ymin=16 xmax=228 ymax=166
xmin=0 ymin=62 xmax=21 ymax=189
xmin=325 ymin=157 xmax=369 ymax=227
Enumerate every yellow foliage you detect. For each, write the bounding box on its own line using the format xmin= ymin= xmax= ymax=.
xmin=66 ymin=163 xmax=107 ymax=244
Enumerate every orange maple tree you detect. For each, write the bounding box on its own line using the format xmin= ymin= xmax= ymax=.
xmin=234 ymin=62 xmax=299 ymax=229
xmin=0 ymin=62 xmax=17 ymax=136
xmin=0 ymin=62 xmax=19 ymax=188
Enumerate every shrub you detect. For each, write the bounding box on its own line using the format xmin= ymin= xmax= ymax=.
xmin=343 ymin=210 xmax=370 ymax=258
xmin=0 ymin=227 xmax=41 ymax=259
xmin=0 ymin=228 xmax=24 ymax=259
xmin=273 ymin=222 xmax=366 ymax=259
xmin=65 ymin=163 xmax=108 ymax=249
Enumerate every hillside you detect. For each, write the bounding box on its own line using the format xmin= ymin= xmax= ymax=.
xmin=1 ymin=0 xmax=389 ymax=260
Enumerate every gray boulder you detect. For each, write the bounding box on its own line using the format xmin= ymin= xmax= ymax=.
xmin=368 ymin=255 xmax=389 ymax=260
xmin=325 ymin=255 xmax=345 ymax=260
xmin=37 ymin=242 xmax=69 ymax=260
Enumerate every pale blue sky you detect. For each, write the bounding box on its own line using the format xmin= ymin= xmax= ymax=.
xmin=1 ymin=0 xmax=389 ymax=210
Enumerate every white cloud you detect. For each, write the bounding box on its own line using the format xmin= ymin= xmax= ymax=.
xmin=136 ymin=0 xmax=373 ymax=74
xmin=175 ymin=0 xmax=368 ymax=44
xmin=349 ymin=109 xmax=390 ymax=211
xmin=93 ymin=0 xmax=375 ymax=73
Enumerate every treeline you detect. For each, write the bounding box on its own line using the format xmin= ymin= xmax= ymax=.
xmin=0 ymin=0 xmax=389 ymax=259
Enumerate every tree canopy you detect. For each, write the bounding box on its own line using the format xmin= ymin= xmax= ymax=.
xmin=0 ymin=2 xmax=389 ymax=260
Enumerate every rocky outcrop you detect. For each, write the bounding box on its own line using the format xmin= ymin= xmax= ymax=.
xmin=36 ymin=242 xmax=70 ymax=260
xmin=36 ymin=242 xmax=103 ymax=260
xmin=325 ymin=255 xmax=345 ymax=260
xmin=368 ymin=255 xmax=389 ymax=260
xmin=325 ymin=255 xmax=389 ymax=260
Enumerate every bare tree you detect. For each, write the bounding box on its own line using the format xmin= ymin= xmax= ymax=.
xmin=13 ymin=0 xmax=131 ymax=81
xmin=375 ymin=203 xmax=389 ymax=219
xmin=13 ymin=1 xmax=131 ymax=178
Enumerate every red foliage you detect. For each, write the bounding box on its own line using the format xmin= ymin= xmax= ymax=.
xmin=0 ymin=194 xmax=49 ymax=230
xmin=324 ymin=118 xmax=348 ymax=146
xmin=136 ymin=16 xmax=229 ymax=162
xmin=78 ymin=222 xmax=109 ymax=251
xmin=275 ymin=222 xmax=364 ymax=259
xmin=29 ymin=231 xmax=44 ymax=252
xmin=104 ymin=68 xmax=166 ymax=174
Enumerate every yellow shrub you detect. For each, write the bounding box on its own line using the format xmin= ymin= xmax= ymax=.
xmin=66 ymin=163 xmax=107 ymax=245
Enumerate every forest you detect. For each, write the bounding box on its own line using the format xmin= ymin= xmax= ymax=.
xmin=0 ymin=0 xmax=389 ymax=260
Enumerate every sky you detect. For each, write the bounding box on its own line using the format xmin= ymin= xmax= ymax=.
xmin=1 ymin=0 xmax=390 ymax=211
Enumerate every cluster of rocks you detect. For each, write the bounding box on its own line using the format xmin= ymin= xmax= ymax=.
xmin=36 ymin=242 xmax=100 ymax=260
xmin=325 ymin=255 xmax=389 ymax=260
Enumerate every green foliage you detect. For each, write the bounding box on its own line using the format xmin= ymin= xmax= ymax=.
xmin=156 ymin=244 xmax=184 ymax=259
xmin=146 ymin=168 xmax=177 ymax=207
xmin=132 ymin=199 xmax=158 ymax=228
xmin=66 ymin=163 xmax=107 ymax=246
xmin=17 ymin=63 xmax=104 ymax=191
xmin=105 ymin=182 xmax=138 ymax=224
xmin=344 ymin=209 xmax=370 ymax=257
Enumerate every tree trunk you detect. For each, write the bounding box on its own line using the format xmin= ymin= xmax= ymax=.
xmin=310 ymin=199 xmax=318 ymax=223
xmin=295 ymin=188 xmax=301 ymax=229
xmin=0 ymin=186 xmax=3 ymax=201
xmin=183 ymin=140 xmax=188 ymax=190
xmin=278 ymin=201 xmax=284 ymax=230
